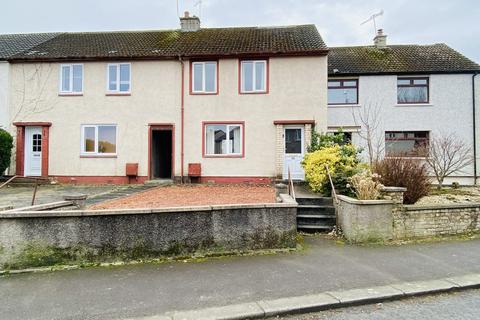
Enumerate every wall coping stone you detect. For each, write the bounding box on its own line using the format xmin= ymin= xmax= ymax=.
xmin=0 ymin=198 xmax=297 ymax=219
xmin=381 ymin=186 xmax=407 ymax=192
xmin=403 ymin=203 xmax=480 ymax=211
xmin=337 ymin=194 xmax=394 ymax=205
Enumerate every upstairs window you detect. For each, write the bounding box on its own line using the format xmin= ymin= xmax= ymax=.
xmin=81 ymin=125 xmax=117 ymax=155
xmin=385 ymin=131 xmax=429 ymax=157
xmin=107 ymin=63 xmax=131 ymax=93
xmin=192 ymin=61 xmax=217 ymax=94
xmin=204 ymin=123 xmax=244 ymax=157
xmin=397 ymin=77 xmax=429 ymax=104
xmin=60 ymin=64 xmax=83 ymax=94
xmin=328 ymin=79 xmax=358 ymax=105
xmin=240 ymin=60 xmax=267 ymax=93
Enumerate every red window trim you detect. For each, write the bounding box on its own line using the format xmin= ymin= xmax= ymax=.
xmin=397 ymin=77 xmax=430 ymax=104
xmin=385 ymin=131 xmax=429 ymax=157
xmin=238 ymin=58 xmax=270 ymax=95
xmin=189 ymin=59 xmax=219 ymax=95
xmin=328 ymin=79 xmax=359 ymax=105
xmin=202 ymin=121 xmax=245 ymax=158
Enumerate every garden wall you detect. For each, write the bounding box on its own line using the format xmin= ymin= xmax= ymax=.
xmin=0 ymin=195 xmax=297 ymax=270
xmin=394 ymin=204 xmax=480 ymax=239
xmin=337 ymin=188 xmax=480 ymax=243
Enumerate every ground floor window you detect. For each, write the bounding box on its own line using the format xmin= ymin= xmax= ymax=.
xmin=204 ymin=123 xmax=244 ymax=157
xmin=81 ymin=125 xmax=117 ymax=155
xmin=385 ymin=131 xmax=429 ymax=157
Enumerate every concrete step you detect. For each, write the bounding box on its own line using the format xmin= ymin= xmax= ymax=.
xmin=297 ymin=224 xmax=334 ymax=231
xmin=297 ymin=214 xmax=336 ymax=219
xmin=296 ymin=197 xmax=333 ymax=206
xmin=297 ymin=205 xmax=335 ymax=216
xmin=144 ymin=179 xmax=173 ymax=186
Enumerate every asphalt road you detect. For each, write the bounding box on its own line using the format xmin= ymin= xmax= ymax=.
xmin=281 ymin=289 xmax=480 ymax=320
xmin=1 ymin=236 xmax=480 ymax=320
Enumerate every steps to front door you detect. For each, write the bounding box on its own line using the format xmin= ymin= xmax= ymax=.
xmin=296 ymin=196 xmax=336 ymax=232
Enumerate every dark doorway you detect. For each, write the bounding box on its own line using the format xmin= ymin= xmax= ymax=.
xmin=151 ymin=129 xmax=173 ymax=179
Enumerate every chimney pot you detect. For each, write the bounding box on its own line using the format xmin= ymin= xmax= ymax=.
xmin=184 ymin=11 xmax=190 ymax=18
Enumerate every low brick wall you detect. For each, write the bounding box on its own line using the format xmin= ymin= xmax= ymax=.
xmin=394 ymin=204 xmax=480 ymax=239
xmin=0 ymin=195 xmax=297 ymax=270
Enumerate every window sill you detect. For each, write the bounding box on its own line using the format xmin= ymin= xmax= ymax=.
xmin=239 ymin=91 xmax=268 ymax=95
xmin=395 ymin=103 xmax=432 ymax=107
xmin=203 ymin=155 xmax=244 ymax=159
xmin=80 ymin=155 xmax=117 ymax=158
xmin=328 ymin=104 xmax=360 ymax=108
xmin=59 ymin=93 xmax=83 ymax=96
xmin=191 ymin=92 xmax=218 ymax=95
xmin=106 ymin=92 xmax=131 ymax=96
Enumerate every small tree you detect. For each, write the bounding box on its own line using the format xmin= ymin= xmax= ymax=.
xmin=425 ymin=134 xmax=474 ymax=189
xmin=0 ymin=129 xmax=14 ymax=177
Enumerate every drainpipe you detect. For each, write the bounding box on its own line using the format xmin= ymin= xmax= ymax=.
xmin=178 ymin=56 xmax=185 ymax=183
xmin=473 ymin=72 xmax=478 ymax=185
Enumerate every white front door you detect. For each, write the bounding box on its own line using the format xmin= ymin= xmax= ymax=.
xmin=283 ymin=126 xmax=305 ymax=180
xmin=24 ymin=126 xmax=42 ymax=176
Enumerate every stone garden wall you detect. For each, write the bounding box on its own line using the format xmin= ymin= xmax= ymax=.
xmin=337 ymin=188 xmax=480 ymax=243
xmin=0 ymin=194 xmax=297 ymax=270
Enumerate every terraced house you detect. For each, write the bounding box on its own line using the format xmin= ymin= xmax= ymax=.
xmin=328 ymin=30 xmax=480 ymax=185
xmin=1 ymin=16 xmax=479 ymax=185
xmin=3 ymin=13 xmax=328 ymax=183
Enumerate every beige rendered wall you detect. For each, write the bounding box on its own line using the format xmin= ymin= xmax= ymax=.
xmin=8 ymin=56 xmax=327 ymax=179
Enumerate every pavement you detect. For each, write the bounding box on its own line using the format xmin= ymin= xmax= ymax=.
xmin=1 ymin=236 xmax=480 ymax=319
xmin=283 ymin=289 xmax=480 ymax=320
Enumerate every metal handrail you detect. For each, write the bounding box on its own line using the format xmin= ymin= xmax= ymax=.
xmin=0 ymin=175 xmax=18 ymax=190
xmin=287 ymin=166 xmax=296 ymax=200
xmin=325 ymin=164 xmax=340 ymax=231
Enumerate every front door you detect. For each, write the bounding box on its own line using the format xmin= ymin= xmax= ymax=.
xmin=283 ymin=126 xmax=305 ymax=180
xmin=24 ymin=126 xmax=42 ymax=176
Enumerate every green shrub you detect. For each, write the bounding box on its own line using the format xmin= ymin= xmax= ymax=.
xmin=308 ymin=130 xmax=346 ymax=152
xmin=374 ymin=156 xmax=430 ymax=204
xmin=302 ymin=143 xmax=363 ymax=196
xmin=0 ymin=129 xmax=13 ymax=176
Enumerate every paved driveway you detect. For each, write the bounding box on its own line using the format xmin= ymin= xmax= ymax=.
xmin=0 ymin=184 xmax=124 ymax=209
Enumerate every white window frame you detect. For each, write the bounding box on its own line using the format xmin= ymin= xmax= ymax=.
xmin=106 ymin=63 xmax=131 ymax=94
xmin=204 ymin=123 xmax=244 ymax=157
xmin=192 ymin=61 xmax=218 ymax=94
xmin=240 ymin=60 xmax=267 ymax=93
xmin=80 ymin=124 xmax=118 ymax=156
xmin=59 ymin=64 xmax=84 ymax=94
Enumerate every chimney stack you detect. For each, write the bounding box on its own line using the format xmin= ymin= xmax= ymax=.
xmin=374 ymin=29 xmax=387 ymax=48
xmin=180 ymin=11 xmax=200 ymax=32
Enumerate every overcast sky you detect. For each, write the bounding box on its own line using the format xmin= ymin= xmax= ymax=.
xmin=1 ymin=0 xmax=479 ymax=62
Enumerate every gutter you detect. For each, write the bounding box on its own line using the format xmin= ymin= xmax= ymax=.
xmin=473 ymin=72 xmax=479 ymax=184
xmin=178 ymin=56 xmax=185 ymax=183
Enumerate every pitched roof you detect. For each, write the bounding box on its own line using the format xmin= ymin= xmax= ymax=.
xmin=7 ymin=25 xmax=328 ymax=62
xmin=328 ymin=44 xmax=480 ymax=75
xmin=0 ymin=33 xmax=59 ymax=60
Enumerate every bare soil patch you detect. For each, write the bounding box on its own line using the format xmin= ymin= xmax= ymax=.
xmin=89 ymin=184 xmax=276 ymax=209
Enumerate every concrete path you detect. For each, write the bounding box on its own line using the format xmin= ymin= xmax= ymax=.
xmin=1 ymin=236 xmax=480 ymax=320
xmin=0 ymin=184 xmax=152 ymax=209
